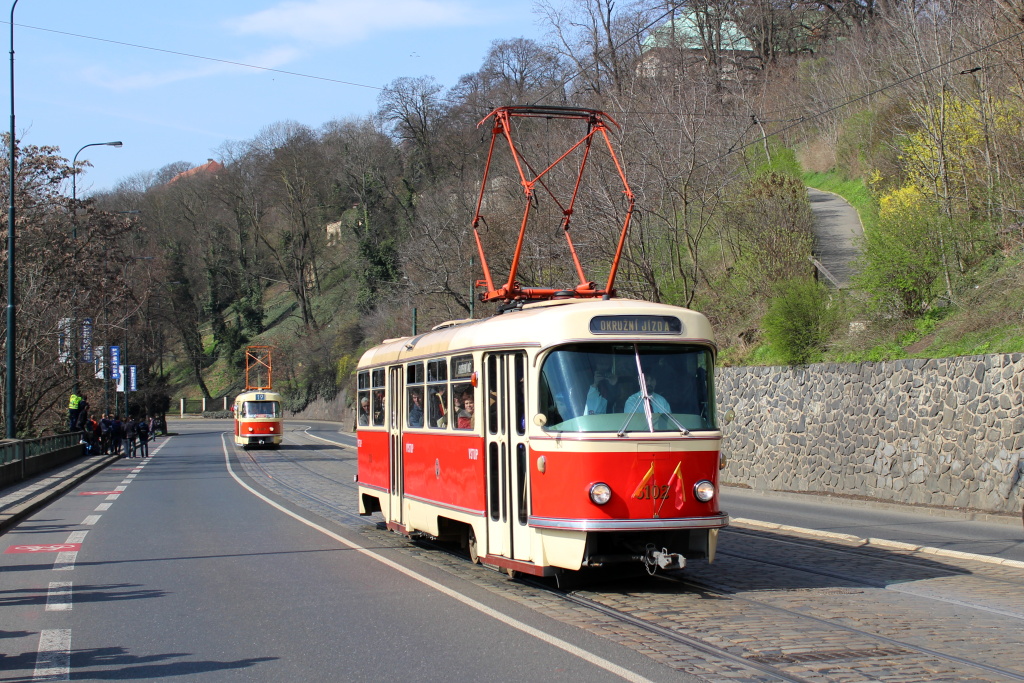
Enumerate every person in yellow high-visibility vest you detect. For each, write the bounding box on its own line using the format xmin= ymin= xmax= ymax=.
xmin=68 ymin=392 xmax=84 ymax=432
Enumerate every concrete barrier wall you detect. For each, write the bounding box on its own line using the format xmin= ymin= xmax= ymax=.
xmin=0 ymin=444 xmax=84 ymax=488
xmin=289 ymin=388 xmax=353 ymax=428
xmin=717 ymin=353 xmax=1024 ymax=514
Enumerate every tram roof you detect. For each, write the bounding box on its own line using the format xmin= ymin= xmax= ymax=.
xmin=234 ymin=389 xmax=283 ymax=401
xmin=358 ymin=298 xmax=716 ymax=369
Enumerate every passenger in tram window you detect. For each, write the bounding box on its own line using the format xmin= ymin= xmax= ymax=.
xmin=372 ymin=390 xmax=385 ymax=426
xmin=357 ymin=395 xmax=370 ymax=425
xmin=455 ymin=387 xmax=475 ymax=429
xmin=623 ymin=374 xmax=671 ymax=414
xmin=429 ymin=386 xmax=447 ymax=428
xmin=408 ymin=388 xmax=424 ymax=428
xmin=585 ymin=378 xmax=614 ymax=415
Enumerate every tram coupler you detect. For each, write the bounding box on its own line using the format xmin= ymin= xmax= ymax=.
xmin=644 ymin=545 xmax=685 ymax=572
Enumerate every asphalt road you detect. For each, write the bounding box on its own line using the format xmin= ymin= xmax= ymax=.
xmin=0 ymin=421 xmax=684 ymax=682
xmin=722 ymin=485 xmax=1024 ymax=562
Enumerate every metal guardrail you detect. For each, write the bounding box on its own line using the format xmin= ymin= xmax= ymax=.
xmin=179 ymin=396 xmax=232 ymax=415
xmin=0 ymin=432 xmax=81 ymax=466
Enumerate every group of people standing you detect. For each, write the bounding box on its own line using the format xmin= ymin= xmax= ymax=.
xmin=68 ymin=392 xmax=164 ymax=458
xmin=97 ymin=414 xmax=156 ymax=458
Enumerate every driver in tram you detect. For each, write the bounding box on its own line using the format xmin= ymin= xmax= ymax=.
xmin=623 ymin=374 xmax=671 ymax=414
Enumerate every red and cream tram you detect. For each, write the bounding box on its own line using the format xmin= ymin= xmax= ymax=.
xmin=357 ymin=105 xmax=727 ymax=576
xmin=355 ymin=298 xmax=728 ymax=577
xmin=233 ymin=389 xmax=283 ymax=449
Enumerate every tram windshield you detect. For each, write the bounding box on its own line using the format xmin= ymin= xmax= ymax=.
xmin=242 ymin=401 xmax=280 ymax=418
xmin=538 ymin=343 xmax=715 ymax=433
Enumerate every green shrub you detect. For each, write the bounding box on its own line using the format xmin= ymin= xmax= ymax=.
xmin=761 ymin=277 xmax=839 ymax=364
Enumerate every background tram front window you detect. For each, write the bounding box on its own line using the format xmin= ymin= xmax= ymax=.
xmin=537 ymin=343 xmax=716 ymax=433
xmin=244 ymin=401 xmax=279 ymax=418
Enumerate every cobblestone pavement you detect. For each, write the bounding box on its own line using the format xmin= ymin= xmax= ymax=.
xmin=235 ymin=427 xmax=1024 ymax=683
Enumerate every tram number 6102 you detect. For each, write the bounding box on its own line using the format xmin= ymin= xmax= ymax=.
xmin=635 ymin=484 xmax=671 ymax=500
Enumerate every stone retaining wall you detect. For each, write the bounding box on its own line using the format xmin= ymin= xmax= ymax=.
xmin=717 ymin=354 xmax=1024 ymax=514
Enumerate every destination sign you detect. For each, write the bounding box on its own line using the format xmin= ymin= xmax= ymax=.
xmin=589 ymin=315 xmax=682 ymax=335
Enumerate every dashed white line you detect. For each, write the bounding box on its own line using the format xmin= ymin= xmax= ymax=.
xmin=52 ymin=552 xmax=77 ymax=571
xmin=120 ymin=479 xmax=132 ymax=485
xmin=114 ymin=486 xmax=126 ymax=492
xmin=45 ymin=582 xmax=72 ymax=611
xmin=105 ymin=494 xmax=119 ymax=501
xmin=81 ymin=515 xmax=101 ymax=525
xmin=33 ymin=628 xmax=71 ymax=680
xmin=65 ymin=531 xmax=88 ymax=544
xmin=94 ymin=503 xmax=112 ymax=511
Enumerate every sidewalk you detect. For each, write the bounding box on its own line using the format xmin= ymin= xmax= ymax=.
xmin=0 ymin=453 xmax=119 ymax=535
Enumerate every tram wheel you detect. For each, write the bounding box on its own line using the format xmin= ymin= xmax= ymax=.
xmin=505 ymin=566 xmax=518 ymax=579
xmin=466 ymin=527 xmax=480 ymax=564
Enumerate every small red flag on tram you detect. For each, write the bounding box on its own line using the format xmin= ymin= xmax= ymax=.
xmin=670 ymin=461 xmax=686 ymax=506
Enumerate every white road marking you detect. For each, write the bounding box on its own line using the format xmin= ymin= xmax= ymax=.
xmin=81 ymin=515 xmax=101 ymax=525
xmin=120 ymin=479 xmax=132 ymax=485
xmin=105 ymin=494 xmax=119 ymax=501
xmin=52 ymin=552 xmax=77 ymax=571
xmin=221 ymin=435 xmax=651 ymax=683
xmin=33 ymin=628 xmax=71 ymax=680
xmin=66 ymin=531 xmax=88 ymax=544
xmin=297 ymin=427 xmax=352 ymax=449
xmin=732 ymin=518 xmax=1024 ymax=569
xmin=46 ymin=582 xmax=72 ymax=611
xmin=114 ymin=486 xmax=126 ymax=492
xmin=94 ymin=503 xmax=111 ymax=511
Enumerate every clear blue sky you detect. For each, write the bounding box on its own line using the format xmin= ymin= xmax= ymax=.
xmin=7 ymin=0 xmax=545 ymax=194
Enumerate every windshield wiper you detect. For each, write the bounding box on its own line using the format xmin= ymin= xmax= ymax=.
xmin=615 ymin=344 xmax=690 ymax=437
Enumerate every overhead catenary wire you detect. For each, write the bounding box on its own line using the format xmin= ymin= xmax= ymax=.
xmin=2 ymin=20 xmax=384 ymax=91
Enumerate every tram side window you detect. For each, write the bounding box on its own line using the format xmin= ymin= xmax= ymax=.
xmin=371 ymin=368 xmax=386 ymax=427
xmin=426 ymin=358 xmax=448 ymax=429
xmin=407 ymin=362 xmax=424 ymax=428
xmin=514 ymin=353 xmax=526 ymax=436
xmin=451 ymin=355 xmax=474 ymax=431
xmin=357 ymin=371 xmax=370 ymax=426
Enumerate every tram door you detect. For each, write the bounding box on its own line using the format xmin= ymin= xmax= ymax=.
xmin=387 ymin=365 xmax=404 ymax=526
xmin=484 ymin=352 xmax=531 ymax=561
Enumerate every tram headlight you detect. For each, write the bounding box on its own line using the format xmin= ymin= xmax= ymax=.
xmin=248 ymin=427 xmax=253 ymax=433
xmin=694 ymin=480 xmax=715 ymax=502
xmin=589 ymin=482 xmax=612 ymax=505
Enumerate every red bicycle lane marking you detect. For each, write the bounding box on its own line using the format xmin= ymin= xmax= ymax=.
xmin=5 ymin=543 xmax=82 ymax=554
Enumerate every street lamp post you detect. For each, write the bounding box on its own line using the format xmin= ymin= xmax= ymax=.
xmin=70 ymin=141 xmax=122 ymax=397
xmin=6 ymin=0 xmax=19 ymax=439
xmin=71 ymin=141 xmax=121 ymax=239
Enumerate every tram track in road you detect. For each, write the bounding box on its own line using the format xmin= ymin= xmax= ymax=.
xmin=715 ymin=527 xmax=1024 ymax=622
xmin=660 ymin=571 xmax=1024 ymax=682
xmin=234 ymin=435 xmax=366 ymax=526
xmin=726 ymin=526 xmax=1024 ymax=585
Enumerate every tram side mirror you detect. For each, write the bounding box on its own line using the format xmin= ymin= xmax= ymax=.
xmin=723 ymin=409 xmax=735 ymax=426
xmin=533 ymin=414 xmax=547 ymax=427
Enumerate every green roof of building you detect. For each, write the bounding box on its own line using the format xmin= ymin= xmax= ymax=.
xmin=642 ymin=10 xmax=752 ymax=52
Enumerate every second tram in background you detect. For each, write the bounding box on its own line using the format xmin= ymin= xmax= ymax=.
xmin=233 ymin=346 xmax=283 ymax=449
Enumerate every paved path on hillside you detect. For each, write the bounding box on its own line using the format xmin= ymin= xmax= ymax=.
xmin=808 ymin=187 xmax=864 ymax=289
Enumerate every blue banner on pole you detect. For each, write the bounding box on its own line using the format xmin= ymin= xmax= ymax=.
xmin=128 ymin=365 xmax=137 ymax=392
xmin=80 ymin=318 xmax=93 ymax=362
xmin=110 ymin=346 xmax=121 ymax=379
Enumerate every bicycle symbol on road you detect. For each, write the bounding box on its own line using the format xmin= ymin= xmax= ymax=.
xmin=5 ymin=543 xmax=81 ymax=554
